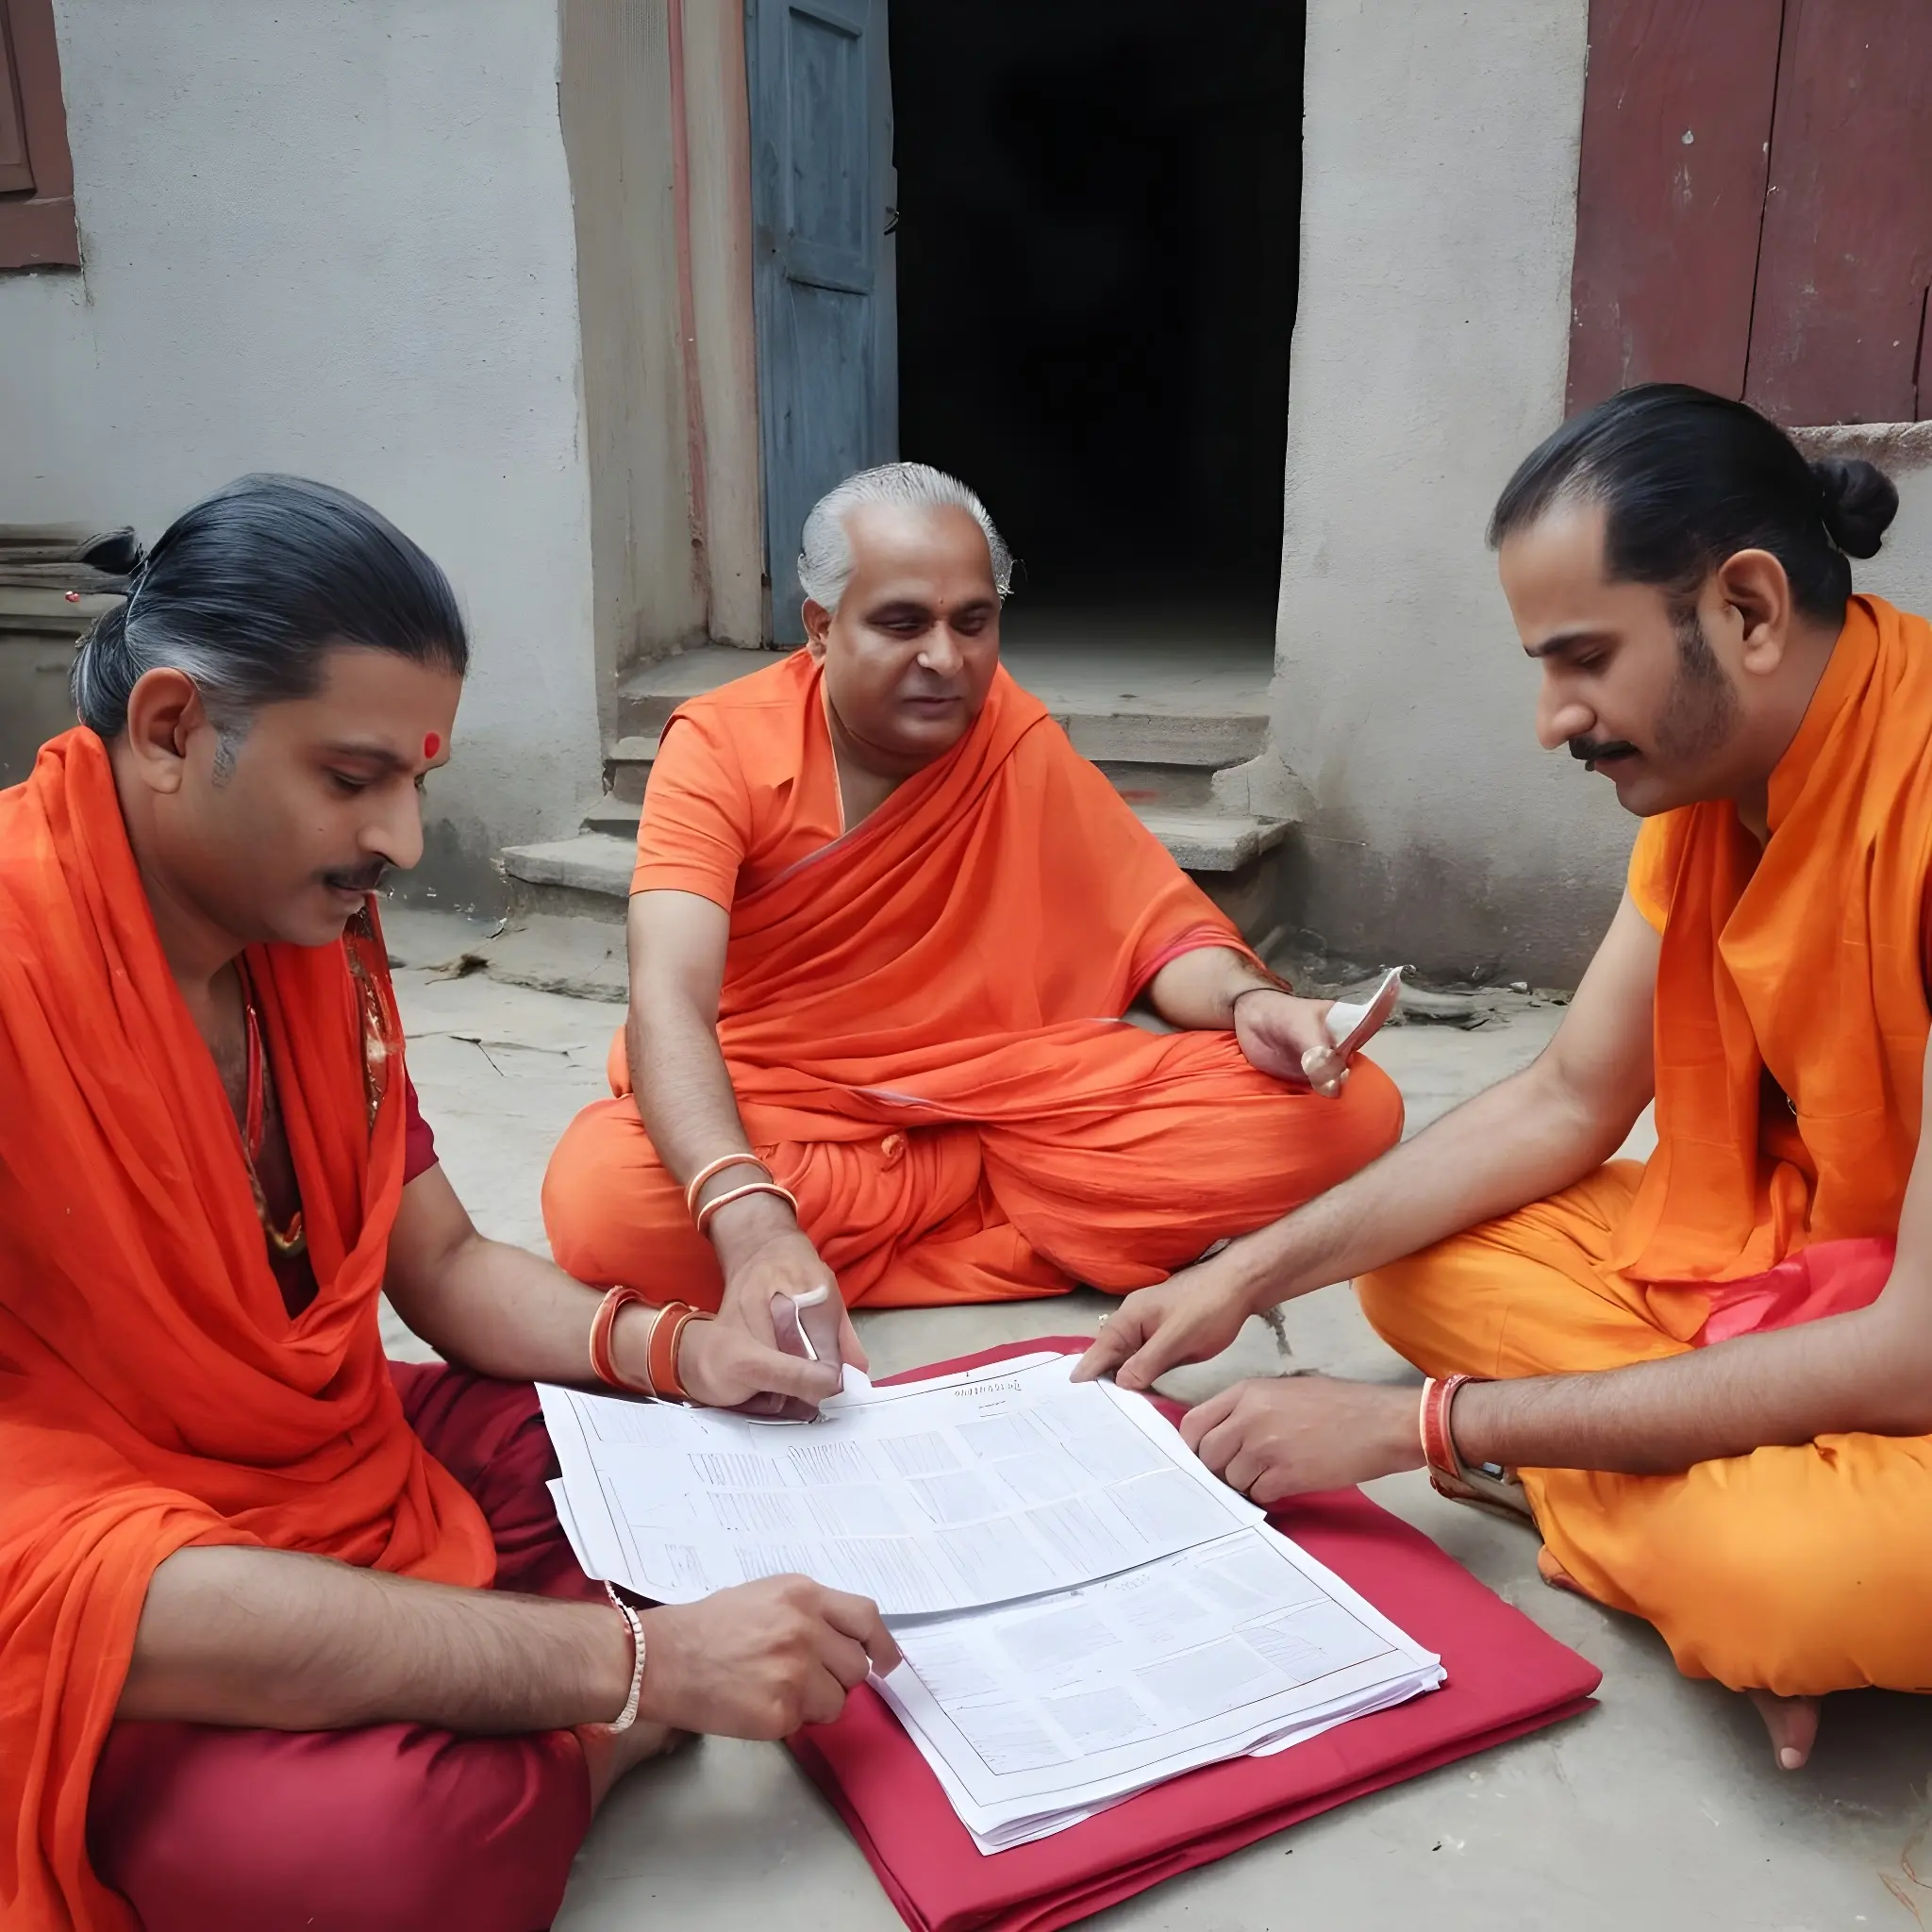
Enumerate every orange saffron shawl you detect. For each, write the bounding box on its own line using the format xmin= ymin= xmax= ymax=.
xmin=615 ymin=651 xmax=1251 ymax=1129
xmin=1616 ymin=596 xmax=1932 ymax=1324
xmin=0 ymin=730 xmax=492 ymax=1932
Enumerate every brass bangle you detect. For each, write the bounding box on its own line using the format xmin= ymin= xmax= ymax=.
xmin=694 ymin=1177 xmax=799 ymax=1239
xmin=685 ymin=1153 xmax=771 ymax=1219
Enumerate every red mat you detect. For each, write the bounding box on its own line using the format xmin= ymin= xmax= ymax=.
xmin=789 ymin=1339 xmax=1601 ymax=1932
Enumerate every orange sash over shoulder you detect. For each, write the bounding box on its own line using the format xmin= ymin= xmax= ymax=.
xmin=1615 ymin=596 xmax=1932 ymax=1313
xmin=612 ymin=652 xmax=1253 ymax=1125
xmin=0 ymin=731 xmax=492 ymax=1932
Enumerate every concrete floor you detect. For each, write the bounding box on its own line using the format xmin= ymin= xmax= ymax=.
xmin=389 ymin=970 xmax=1932 ymax=1932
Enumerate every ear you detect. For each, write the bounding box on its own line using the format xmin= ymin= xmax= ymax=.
xmin=120 ymin=667 xmax=208 ymax=796
xmin=801 ymin=599 xmax=833 ymax=658
xmin=1714 ymin=548 xmax=1794 ymax=677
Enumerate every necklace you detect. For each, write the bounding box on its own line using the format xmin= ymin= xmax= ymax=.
xmin=237 ymin=961 xmax=308 ymax=1260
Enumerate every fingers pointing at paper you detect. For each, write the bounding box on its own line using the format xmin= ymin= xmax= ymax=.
xmin=1072 ymin=1252 xmax=1256 ymax=1391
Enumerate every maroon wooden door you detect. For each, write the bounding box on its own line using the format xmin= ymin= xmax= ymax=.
xmin=1568 ymin=0 xmax=1932 ymax=425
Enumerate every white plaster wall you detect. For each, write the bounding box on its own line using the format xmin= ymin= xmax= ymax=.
xmin=0 ymin=0 xmax=597 ymax=909
xmin=1794 ymin=427 xmax=1932 ymax=626
xmin=1275 ymin=0 xmax=1614 ymax=984
xmin=1859 ymin=466 xmax=1932 ymax=617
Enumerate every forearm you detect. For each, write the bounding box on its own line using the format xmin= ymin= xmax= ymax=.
xmin=1144 ymin=945 xmax=1271 ymax=1030
xmin=629 ymin=993 xmax=759 ymax=1178
xmin=1453 ymin=1298 xmax=1932 ymax=1474
xmin=629 ymin=991 xmax=801 ymax=1271
xmin=396 ymin=1231 xmax=619 ymax=1385
xmin=120 ymin=1544 xmax=633 ymax=1733
xmin=1225 ymin=1059 xmax=1631 ymax=1309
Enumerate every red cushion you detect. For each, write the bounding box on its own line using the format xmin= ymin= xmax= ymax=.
xmin=789 ymin=1338 xmax=1600 ymax=1932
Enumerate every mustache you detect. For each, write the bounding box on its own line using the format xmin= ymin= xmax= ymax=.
xmin=1567 ymin=737 xmax=1638 ymax=764
xmin=322 ymin=860 xmax=391 ymax=893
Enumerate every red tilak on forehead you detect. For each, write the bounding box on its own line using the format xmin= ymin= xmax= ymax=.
xmin=423 ymin=733 xmax=441 ymax=759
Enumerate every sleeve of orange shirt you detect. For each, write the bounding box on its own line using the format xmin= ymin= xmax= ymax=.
xmin=629 ymin=709 xmax=751 ymax=907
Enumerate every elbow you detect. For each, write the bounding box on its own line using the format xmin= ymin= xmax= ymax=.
xmin=1526 ymin=1061 xmax=1645 ymax=1176
xmin=1841 ymin=1303 xmax=1932 ymax=1438
xmin=1860 ymin=1385 xmax=1932 ymax=1441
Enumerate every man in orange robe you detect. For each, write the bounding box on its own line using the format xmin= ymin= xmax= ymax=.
xmin=541 ymin=463 xmax=1401 ymax=1367
xmin=3 ymin=477 xmax=894 ymax=1932
xmin=1082 ymin=386 xmax=1932 ymax=1773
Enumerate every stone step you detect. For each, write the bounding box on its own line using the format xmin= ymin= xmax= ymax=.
xmin=614 ymin=647 xmax=1269 ymax=770
xmin=606 ymin=734 xmax=660 ymax=804
xmin=579 ymin=793 xmax=642 ymax=837
xmin=504 ymin=794 xmax=1292 ymax=935
xmin=1133 ymin=808 xmax=1293 ymax=874
xmin=1094 ymin=760 xmax=1219 ymax=810
xmin=498 ymin=834 xmax=634 ymax=924
xmin=595 ymin=755 xmax=1221 ymax=825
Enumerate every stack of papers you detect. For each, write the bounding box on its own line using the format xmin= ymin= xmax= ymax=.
xmin=539 ymin=1356 xmax=1441 ymax=1849
xmin=879 ymin=1524 xmax=1442 ymax=1848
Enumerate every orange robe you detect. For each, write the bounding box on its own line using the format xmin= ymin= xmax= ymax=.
xmin=0 ymin=731 xmax=495 ymax=1932
xmin=1359 ymin=596 xmax=1932 ymax=1696
xmin=542 ymin=651 xmax=1401 ymax=1305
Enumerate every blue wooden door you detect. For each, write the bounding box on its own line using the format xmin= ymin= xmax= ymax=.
xmin=746 ymin=0 xmax=897 ymax=643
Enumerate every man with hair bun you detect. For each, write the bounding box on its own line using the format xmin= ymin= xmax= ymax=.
xmin=1082 ymin=385 xmax=1932 ymax=1773
xmin=543 ymin=460 xmax=1401 ymax=1370
xmin=1 ymin=475 xmax=901 ymax=1932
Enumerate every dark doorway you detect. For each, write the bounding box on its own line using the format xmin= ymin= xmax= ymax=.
xmin=891 ymin=1 xmax=1305 ymax=644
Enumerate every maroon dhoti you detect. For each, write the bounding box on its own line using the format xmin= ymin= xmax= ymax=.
xmin=86 ymin=1364 xmax=600 ymax=1932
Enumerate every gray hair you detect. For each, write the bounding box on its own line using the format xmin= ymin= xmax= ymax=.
xmin=796 ymin=462 xmax=1014 ymax=613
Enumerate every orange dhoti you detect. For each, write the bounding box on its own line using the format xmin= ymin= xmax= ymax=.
xmin=547 ymin=1027 xmax=1402 ymax=1307
xmin=1358 ymin=1164 xmax=1932 ymax=1698
xmin=1356 ymin=597 xmax=1932 ymax=1699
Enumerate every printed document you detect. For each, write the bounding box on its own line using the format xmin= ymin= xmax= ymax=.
xmin=877 ymin=1523 xmax=1444 ymax=1850
xmin=538 ymin=1356 xmax=1264 ymax=1615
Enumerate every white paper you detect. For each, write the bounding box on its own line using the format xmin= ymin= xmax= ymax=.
xmin=538 ymin=1357 xmax=1262 ymax=1615
xmin=546 ymin=1478 xmax=593 ymax=1576
xmin=874 ymin=1523 xmax=1443 ymax=1850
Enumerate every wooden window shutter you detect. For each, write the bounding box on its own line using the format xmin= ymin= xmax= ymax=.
xmin=0 ymin=3 xmax=38 ymax=195
xmin=1742 ymin=0 xmax=1932 ymax=425
xmin=0 ymin=0 xmax=79 ymax=269
xmin=1566 ymin=0 xmax=1784 ymax=414
xmin=1569 ymin=0 xmax=1932 ymax=425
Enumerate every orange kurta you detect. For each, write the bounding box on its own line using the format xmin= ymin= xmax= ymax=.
xmin=1360 ymin=596 xmax=1932 ymax=1694
xmin=0 ymin=732 xmax=494 ymax=1932
xmin=542 ymin=652 xmax=1400 ymax=1304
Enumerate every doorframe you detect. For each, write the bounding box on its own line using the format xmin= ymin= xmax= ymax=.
xmin=559 ymin=0 xmax=766 ymax=730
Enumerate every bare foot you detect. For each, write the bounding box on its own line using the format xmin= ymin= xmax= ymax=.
xmin=575 ymin=1719 xmax=693 ymax=1809
xmin=1536 ymin=1546 xmax=1591 ymax=1599
xmin=1747 ymin=1690 xmax=1821 ymax=1772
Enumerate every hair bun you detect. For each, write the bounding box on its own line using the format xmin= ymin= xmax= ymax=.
xmin=1811 ymin=458 xmax=1899 ymax=559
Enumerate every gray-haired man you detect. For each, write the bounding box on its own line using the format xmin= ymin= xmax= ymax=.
xmin=542 ymin=461 xmax=1402 ymax=1374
